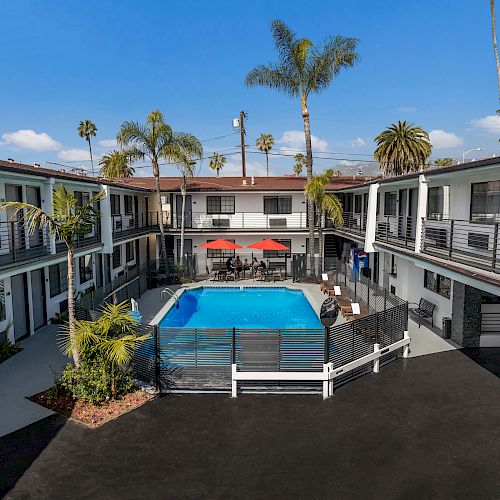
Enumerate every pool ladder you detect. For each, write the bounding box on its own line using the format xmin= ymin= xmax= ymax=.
xmin=161 ymin=287 xmax=179 ymax=303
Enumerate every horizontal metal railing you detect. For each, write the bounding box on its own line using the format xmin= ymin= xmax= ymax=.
xmin=112 ymin=212 xmax=161 ymax=238
xmin=421 ymin=217 xmax=500 ymax=272
xmin=334 ymin=212 xmax=367 ymax=236
xmin=375 ymin=215 xmax=416 ymax=249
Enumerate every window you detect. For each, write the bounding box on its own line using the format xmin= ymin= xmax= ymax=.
xmin=471 ymin=181 xmax=500 ymax=222
xmin=384 ymin=192 xmax=397 ymax=216
xmin=111 ymin=194 xmax=120 ymax=216
xmin=354 ymin=195 xmax=362 ymax=214
xmin=0 ymin=280 xmax=5 ymax=322
xmin=306 ymin=238 xmax=320 ymax=255
xmin=113 ymin=245 xmax=121 ymax=268
xmin=206 ymin=196 xmax=235 ymax=214
xmin=264 ymin=196 xmax=292 ymax=214
xmin=126 ymin=241 xmax=135 ymax=262
xmin=79 ymin=255 xmax=93 ymax=284
xmin=206 ymin=239 xmax=235 ymax=259
xmin=49 ymin=262 xmax=68 ymax=297
xmin=75 ymin=191 xmax=90 ymax=207
xmin=424 ymin=270 xmax=451 ymax=298
xmin=264 ymin=239 xmax=291 ymax=258
xmin=390 ymin=254 xmax=397 ymax=276
xmin=427 ymin=186 xmax=450 ymax=220
xmin=124 ymin=195 xmax=133 ymax=214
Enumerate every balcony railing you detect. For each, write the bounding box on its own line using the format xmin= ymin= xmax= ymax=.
xmin=375 ymin=215 xmax=416 ymax=250
xmin=421 ymin=217 xmax=500 ymax=273
xmin=0 ymin=221 xmax=51 ymax=268
xmin=112 ymin=212 xmax=160 ymax=239
xmin=171 ymin=211 xmax=308 ymax=230
xmin=334 ymin=212 xmax=367 ymax=236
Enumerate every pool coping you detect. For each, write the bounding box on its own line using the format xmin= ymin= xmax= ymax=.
xmin=149 ymin=282 xmax=325 ymax=327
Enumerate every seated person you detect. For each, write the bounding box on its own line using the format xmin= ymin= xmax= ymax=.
xmin=251 ymin=257 xmax=260 ymax=276
xmin=226 ymin=257 xmax=234 ymax=271
xmin=234 ymin=256 xmax=243 ymax=275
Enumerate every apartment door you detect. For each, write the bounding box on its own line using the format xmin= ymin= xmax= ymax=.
xmin=26 ymin=186 xmax=42 ymax=248
xmin=11 ymin=273 xmax=30 ymax=339
xmin=30 ymin=268 xmax=46 ymax=330
xmin=176 ymin=238 xmax=192 ymax=261
xmin=134 ymin=196 xmax=139 ymax=227
xmin=95 ymin=254 xmax=103 ymax=288
xmin=5 ymin=185 xmax=24 ymax=253
xmin=383 ymin=253 xmax=391 ymax=291
xmin=176 ymin=195 xmax=192 ymax=228
xmin=398 ymin=189 xmax=407 ymax=239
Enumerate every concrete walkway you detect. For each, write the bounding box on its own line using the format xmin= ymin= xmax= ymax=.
xmin=0 ymin=324 xmax=68 ymax=438
xmin=407 ymin=318 xmax=460 ymax=358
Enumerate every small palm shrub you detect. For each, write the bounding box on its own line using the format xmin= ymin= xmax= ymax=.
xmin=59 ymin=301 xmax=149 ymax=405
xmin=0 ymin=338 xmax=22 ymax=363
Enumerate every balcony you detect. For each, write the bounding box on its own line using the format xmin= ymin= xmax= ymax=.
xmin=171 ymin=212 xmax=308 ymax=231
xmin=333 ymin=212 xmax=367 ymax=237
xmin=375 ymin=215 xmax=416 ymax=250
xmin=0 ymin=221 xmax=51 ymax=268
xmin=112 ymin=212 xmax=160 ymax=240
xmin=421 ymin=218 xmax=500 ymax=273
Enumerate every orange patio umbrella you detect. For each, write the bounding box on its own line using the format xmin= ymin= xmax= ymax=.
xmin=247 ymin=239 xmax=290 ymax=251
xmin=199 ymin=239 xmax=243 ymax=250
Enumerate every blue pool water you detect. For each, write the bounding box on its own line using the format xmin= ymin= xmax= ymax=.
xmin=159 ymin=287 xmax=322 ymax=329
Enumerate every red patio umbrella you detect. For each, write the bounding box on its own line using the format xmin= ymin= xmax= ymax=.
xmin=247 ymin=239 xmax=290 ymax=251
xmin=199 ymin=239 xmax=243 ymax=250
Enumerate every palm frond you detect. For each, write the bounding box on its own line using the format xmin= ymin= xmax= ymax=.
xmin=245 ymin=63 xmax=300 ymax=98
xmin=0 ymin=201 xmax=60 ymax=237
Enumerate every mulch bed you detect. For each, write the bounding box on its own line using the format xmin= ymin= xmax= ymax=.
xmin=28 ymin=388 xmax=156 ymax=429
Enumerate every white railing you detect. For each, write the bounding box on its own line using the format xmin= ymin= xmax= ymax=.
xmin=231 ymin=331 xmax=410 ymax=399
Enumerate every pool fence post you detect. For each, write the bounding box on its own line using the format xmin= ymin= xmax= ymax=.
xmin=231 ymin=327 xmax=237 ymax=397
xmin=323 ymin=327 xmax=330 ymax=400
xmin=403 ymin=330 xmax=410 ymax=358
xmin=154 ymin=325 xmax=161 ymax=393
xmin=373 ymin=343 xmax=380 ymax=373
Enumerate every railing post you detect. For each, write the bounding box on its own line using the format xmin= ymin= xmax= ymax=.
xmin=492 ymin=223 xmax=499 ymax=271
xmin=403 ymin=330 xmax=410 ymax=358
xmin=386 ymin=215 xmax=389 ymax=241
xmin=323 ymin=326 xmax=329 ymax=364
xmin=373 ymin=343 xmax=380 ymax=373
xmin=231 ymin=327 xmax=236 ymax=364
xmin=449 ymin=219 xmax=454 ymax=259
xmin=154 ymin=324 xmax=161 ymax=392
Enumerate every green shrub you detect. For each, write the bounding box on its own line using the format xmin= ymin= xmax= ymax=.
xmin=61 ymin=357 xmax=135 ymax=405
xmin=0 ymin=338 xmax=22 ymax=363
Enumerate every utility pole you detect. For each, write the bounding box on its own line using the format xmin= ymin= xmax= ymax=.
xmin=240 ymin=110 xmax=246 ymax=177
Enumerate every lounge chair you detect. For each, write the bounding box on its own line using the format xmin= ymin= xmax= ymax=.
xmin=272 ymin=269 xmax=284 ymax=282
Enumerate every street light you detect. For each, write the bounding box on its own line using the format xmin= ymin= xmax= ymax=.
xmin=462 ymin=147 xmax=483 ymax=163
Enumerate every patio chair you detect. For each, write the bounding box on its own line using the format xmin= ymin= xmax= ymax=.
xmin=272 ymin=268 xmax=284 ymax=282
xmin=206 ymin=265 xmax=218 ymax=282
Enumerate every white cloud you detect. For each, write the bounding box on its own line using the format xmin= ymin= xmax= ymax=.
xmin=1 ymin=129 xmax=61 ymax=151
xmin=397 ymin=106 xmax=416 ymax=113
xmin=58 ymin=148 xmax=91 ymax=161
xmin=471 ymin=114 xmax=500 ymax=134
xmin=98 ymin=139 xmax=117 ymax=147
xmin=222 ymin=155 xmax=270 ymax=176
xmin=351 ymin=137 xmax=365 ymax=148
xmin=429 ymin=129 xmax=463 ymax=149
xmin=277 ymin=130 xmax=328 ymax=153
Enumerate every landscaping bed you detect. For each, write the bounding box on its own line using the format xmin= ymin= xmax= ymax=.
xmin=28 ymin=388 xmax=155 ymax=428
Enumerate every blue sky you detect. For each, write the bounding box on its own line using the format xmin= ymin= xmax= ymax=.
xmin=0 ymin=0 xmax=499 ymax=177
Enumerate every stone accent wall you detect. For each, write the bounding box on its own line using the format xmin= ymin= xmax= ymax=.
xmin=451 ymin=282 xmax=482 ymax=347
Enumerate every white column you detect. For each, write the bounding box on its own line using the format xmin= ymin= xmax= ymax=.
xmin=231 ymin=363 xmax=237 ymax=397
xmin=403 ymin=330 xmax=410 ymax=358
xmin=414 ymin=174 xmax=428 ymax=253
xmin=42 ymin=178 xmax=56 ymax=254
xmin=364 ymin=183 xmax=379 ymax=252
xmin=322 ymin=363 xmax=329 ymax=399
xmin=26 ymin=271 xmax=35 ymax=336
xmin=100 ymin=184 xmax=113 ymax=254
xmin=373 ymin=343 xmax=380 ymax=373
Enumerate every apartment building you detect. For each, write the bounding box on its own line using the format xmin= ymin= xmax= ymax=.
xmin=330 ymin=157 xmax=500 ymax=348
xmin=0 ymin=159 xmax=368 ymax=342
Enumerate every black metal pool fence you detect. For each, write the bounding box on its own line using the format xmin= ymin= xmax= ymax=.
xmin=76 ymin=257 xmax=408 ymax=394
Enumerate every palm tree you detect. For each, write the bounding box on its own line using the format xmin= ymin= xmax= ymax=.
xmin=434 ymin=157 xmax=454 ymax=167
xmin=246 ymin=20 xmax=358 ymax=274
xmin=99 ymin=150 xmax=135 ymax=179
xmin=178 ymin=157 xmax=196 ymax=262
xmin=256 ymin=133 xmax=274 ymax=176
xmin=117 ymin=110 xmax=202 ymax=262
xmin=491 ymin=0 xmax=500 ymax=106
xmin=304 ymin=169 xmax=343 ymax=276
xmin=293 ymin=152 xmax=306 ymax=175
xmin=208 ymin=152 xmax=226 ymax=177
xmin=1 ymin=185 xmax=103 ymax=366
xmin=77 ymin=120 xmax=97 ymax=175
xmin=374 ymin=121 xmax=432 ymax=176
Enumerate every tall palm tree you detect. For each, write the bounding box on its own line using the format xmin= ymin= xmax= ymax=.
xmin=178 ymin=157 xmax=196 ymax=262
xmin=99 ymin=150 xmax=135 ymax=179
xmin=208 ymin=152 xmax=226 ymax=177
xmin=246 ymin=20 xmax=358 ymax=274
xmin=78 ymin=120 xmax=97 ymax=175
xmin=374 ymin=121 xmax=432 ymax=176
xmin=304 ymin=169 xmax=343 ymax=276
xmin=117 ymin=110 xmax=202 ymax=262
xmin=1 ymin=185 xmax=103 ymax=366
xmin=293 ymin=152 xmax=306 ymax=175
xmin=255 ymin=133 xmax=274 ymax=176
xmin=491 ymin=0 xmax=500 ymax=106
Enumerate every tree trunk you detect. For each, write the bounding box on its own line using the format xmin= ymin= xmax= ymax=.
xmin=266 ymin=151 xmax=269 ymax=176
xmin=67 ymin=247 xmax=80 ymax=367
xmin=88 ymin=139 xmax=94 ymax=176
xmin=180 ymin=185 xmax=186 ymax=267
xmin=318 ymin=210 xmax=324 ymax=277
xmin=491 ymin=0 xmax=500 ymax=106
xmin=153 ymin=158 xmax=168 ymax=263
xmin=301 ymin=92 xmax=316 ymax=277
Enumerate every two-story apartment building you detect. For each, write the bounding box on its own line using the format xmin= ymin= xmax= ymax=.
xmin=0 ymin=159 xmax=368 ymax=342
xmin=330 ymin=157 xmax=500 ymax=349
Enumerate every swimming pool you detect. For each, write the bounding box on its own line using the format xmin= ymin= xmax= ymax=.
xmin=158 ymin=287 xmax=322 ymax=329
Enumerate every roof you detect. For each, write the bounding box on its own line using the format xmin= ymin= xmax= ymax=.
xmin=117 ymin=175 xmax=373 ymax=192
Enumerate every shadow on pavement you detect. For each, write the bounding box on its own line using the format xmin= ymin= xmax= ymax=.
xmin=461 ymin=347 xmax=500 ymax=378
